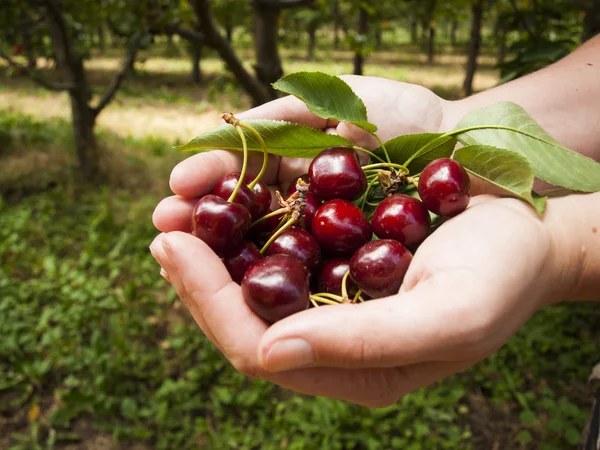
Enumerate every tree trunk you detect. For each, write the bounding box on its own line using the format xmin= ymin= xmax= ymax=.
xmin=45 ymin=2 xmax=99 ymax=179
xmin=353 ymin=5 xmax=368 ymax=75
xmin=410 ymin=19 xmax=418 ymax=44
xmin=450 ymin=18 xmax=458 ymax=46
xmin=426 ymin=0 xmax=437 ymax=64
xmin=497 ymin=23 xmax=507 ymax=66
xmin=463 ymin=0 xmax=484 ymax=97
xmin=333 ymin=0 xmax=340 ymax=49
xmin=307 ymin=22 xmax=317 ymax=60
xmin=225 ymin=14 xmax=234 ymax=43
xmin=192 ymin=0 xmax=268 ymax=106
xmin=253 ymin=3 xmax=283 ymax=100
xmin=375 ymin=23 xmax=382 ymax=49
xmin=191 ymin=40 xmax=202 ymax=84
xmin=582 ymin=0 xmax=600 ymax=43
xmin=97 ymin=25 xmax=106 ymax=53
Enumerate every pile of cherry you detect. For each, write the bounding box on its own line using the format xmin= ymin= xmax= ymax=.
xmin=191 ymin=146 xmax=471 ymax=323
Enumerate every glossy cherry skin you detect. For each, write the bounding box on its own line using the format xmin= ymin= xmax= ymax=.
xmin=286 ymin=174 xmax=310 ymax=197
xmin=301 ymin=192 xmax=321 ymax=232
xmin=418 ymin=158 xmax=471 ymax=217
xmin=246 ymin=174 xmax=272 ymax=218
xmin=317 ymin=258 xmax=359 ymax=298
xmin=349 ymin=239 xmax=413 ymax=299
xmin=192 ymin=195 xmax=252 ymax=253
xmin=308 ymin=147 xmax=367 ymax=201
xmin=220 ymin=240 xmax=261 ymax=284
xmin=213 ymin=172 xmax=272 ymax=219
xmin=311 ymin=199 xmax=372 ymax=256
xmin=248 ymin=208 xmax=284 ymax=248
xmin=371 ymin=194 xmax=431 ymax=248
xmin=265 ymin=227 xmax=322 ymax=273
xmin=242 ymin=254 xmax=310 ymax=323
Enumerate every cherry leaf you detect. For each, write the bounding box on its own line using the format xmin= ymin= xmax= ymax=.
xmin=272 ymin=72 xmax=377 ymax=133
xmin=176 ymin=119 xmax=351 ymax=158
xmin=453 ymin=145 xmax=546 ymax=215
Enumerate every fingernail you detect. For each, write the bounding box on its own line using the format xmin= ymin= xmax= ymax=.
xmin=261 ymin=338 xmax=314 ymax=372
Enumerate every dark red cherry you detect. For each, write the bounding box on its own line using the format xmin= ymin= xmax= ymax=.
xmin=301 ymin=192 xmax=320 ymax=231
xmin=242 ymin=254 xmax=310 ymax=323
xmin=286 ymin=174 xmax=310 ymax=197
xmin=311 ymin=199 xmax=372 ymax=256
xmin=248 ymin=208 xmax=284 ymax=248
xmin=245 ymin=174 xmax=272 ymax=218
xmin=418 ymin=158 xmax=471 ymax=217
xmin=350 ymin=239 xmax=413 ymax=299
xmin=308 ymin=147 xmax=367 ymax=201
xmin=317 ymin=258 xmax=359 ymax=298
xmin=371 ymin=194 xmax=431 ymax=248
xmin=265 ymin=227 xmax=322 ymax=272
xmin=192 ymin=195 xmax=252 ymax=253
xmin=220 ymin=240 xmax=261 ymax=284
xmin=213 ymin=172 xmax=257 ymax=213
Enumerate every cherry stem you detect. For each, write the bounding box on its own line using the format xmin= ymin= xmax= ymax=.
xmin=250 ymin=207 xmax=288 ymax=228
xmin=341 ymin=270 xmax=350 ymax=300
xmin=227 ymin=125 xmax=249 ymax=203
xmin=352 ymin=145 xmax=387 ymax=164
xmin=352 ymin=290 xmax=363 ymax=303
xmin=362 ymin=162 xmax=408 ymax=173
xmin=373 ymin=134 xmax=391 ymax=164
xmin=238 ymin=122 xmax=269 ymax=189
xmin=310 ymin=294 xmax=343 ymax=305
xmin=359 ymin=176 xmax=380 ymax=210
xmin=259 ymin=214 xmax=297 ymax=255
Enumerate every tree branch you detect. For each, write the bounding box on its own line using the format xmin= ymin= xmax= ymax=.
xmin=91 ymin=35 xmax=142 ymax=117
xmin=165 ymin=25 xmax=205 ymax=44
xmin=0 ymin=48 xmax=75 ymax=91
xmin=254 ymin=0 xmax=315 ymax=9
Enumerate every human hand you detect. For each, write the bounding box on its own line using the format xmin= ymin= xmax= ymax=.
xmin=152 ymin=76 xmax=450 ymax=234
xmin=149 ymin=194 xmax=568 ymax=407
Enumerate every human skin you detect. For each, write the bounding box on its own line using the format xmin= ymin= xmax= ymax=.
xmin=150 ymin=36 xmax=600 ymax=407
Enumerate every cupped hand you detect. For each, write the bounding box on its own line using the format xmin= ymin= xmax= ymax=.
xmin=150 ymin=195 xmax=566 ymax=407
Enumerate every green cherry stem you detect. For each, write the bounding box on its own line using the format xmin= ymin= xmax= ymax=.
xmin=352 ymin=146 xmax=387 ymax=164
xmin=227 ymin=125 xmax=249 ymax=203
xmin=238 ymin=122 xmax=269 ymax=189
xmin=362 ymin=162 xmax=408 ymax=172
xmin=352 ymin=289 xmax=364 ymax=303
xmin=309 ymin=295 xmax=340 ymax=306
xmin=250 ymin=207 xmax=288 ymax=228
xmin=259 ymin=214 xmax=297 ymax=255
xmin=374 ymin=134 xmax=392 ymax=164
xmin=359 ymin=176 xmax=380 ymax=210
xmin=341 ymin=270 xmax=350 ymax=300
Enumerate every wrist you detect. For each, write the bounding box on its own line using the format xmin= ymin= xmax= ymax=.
xmin=544 ymin=193 xmax=600 ymax=302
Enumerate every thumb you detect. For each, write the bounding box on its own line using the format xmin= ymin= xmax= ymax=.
xmin=257 ymin=271 xmax=491 ymax=372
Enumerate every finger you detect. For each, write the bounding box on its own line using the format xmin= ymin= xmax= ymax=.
xmin=237 ymin=95 xmax=338 ymax=129
xmin=257 ymin=269 xmax=490 ymax=372
xmin=336 ymin=122 xmax=379 ymax=150
xmin=159 ymin=231 xmax=270 ymax=374
xmin=153 ymin=196 xmax=197 ymax=232
xmin=170 ymin=150 xmax=279 ymax=198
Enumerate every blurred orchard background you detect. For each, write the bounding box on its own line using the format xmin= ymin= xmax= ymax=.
xmin=1 ymin=0 xmax=599 ymax=449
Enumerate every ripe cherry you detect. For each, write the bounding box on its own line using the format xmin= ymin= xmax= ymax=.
xmin=371 ymin=194 xmax=431 ymax=248
xmin=220 ymin=240 xmax=261 ymax=284
xmin=242 ymin=254 xmax=310 ymax=323
xmin=264 ymin=227 xmax=322 ymax=273
xmin=308 ymin=147 xmax=367 ymax=201
xmin=192 ymin=195 xmax=252 ymax=253
xmin=311 ymin=199 xmax=372 ymax=256
xmin=418 ymin=158 xmax=471 ymax=217
xmin=350 ymin=239 xmax=413 ymax=299
xmin=213 ymin=172 xmax=272 ymax=219
xmin=317 ymin=258 xmax=359 ymax=298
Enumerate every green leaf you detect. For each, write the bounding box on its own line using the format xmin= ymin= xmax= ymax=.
xmin=455 ymin=102 xmax=600 ymax=191
xmin=272 ymin=72 xmax=377 ymax=133
xmin=453 ymin=145 xmax=546 ymax=215
xmin=176 ymin=119 xmax=351 ymax=158
xmin=373 ymin=133 xmax=456 ymax=174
